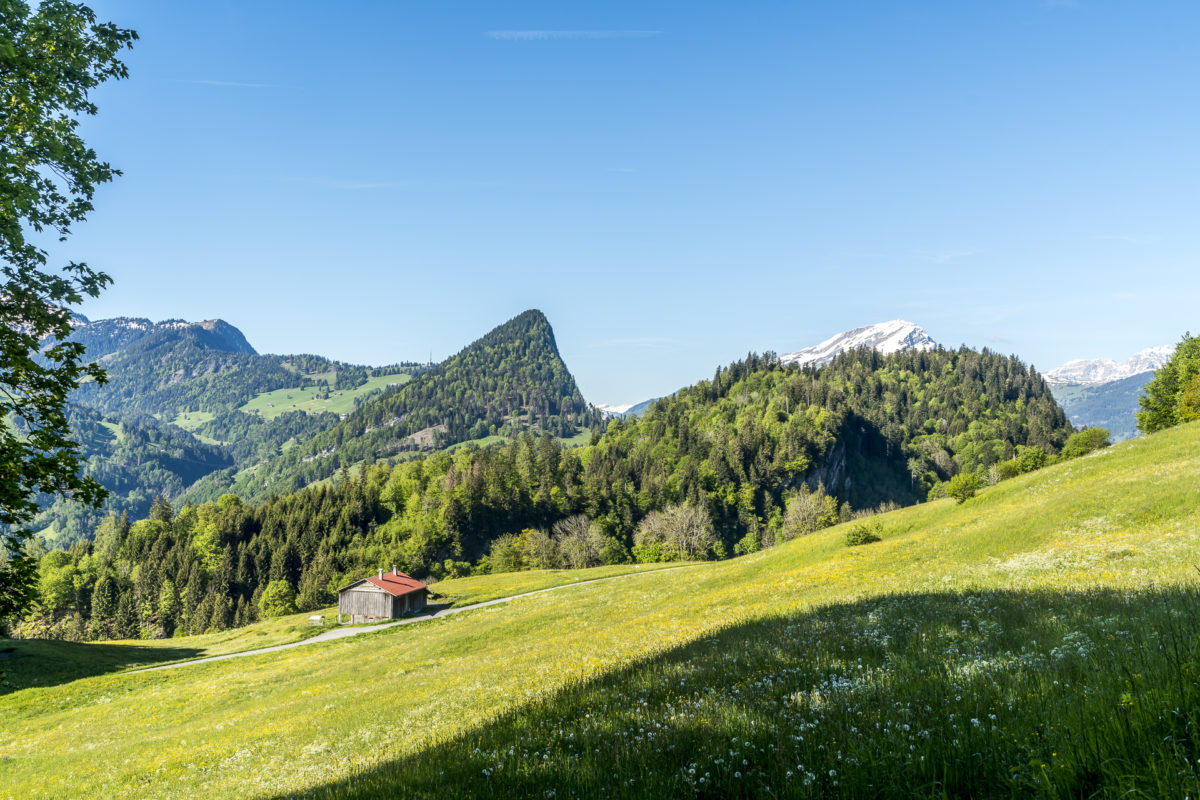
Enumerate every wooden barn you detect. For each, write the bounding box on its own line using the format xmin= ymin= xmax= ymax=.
xmin=337 ymin=567 xmax=429 ymax=624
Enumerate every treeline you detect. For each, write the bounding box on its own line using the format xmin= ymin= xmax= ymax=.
xmin=198 ymin=310 xmax=601 ymax=500
xmin=17 ymin=344 xmax=1081 ymax=641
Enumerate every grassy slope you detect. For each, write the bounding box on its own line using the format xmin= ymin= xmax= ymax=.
xmin=2 ymin=423 xmax=1199 ymax=799
xmin=0 ymin=609 xmax=338 ymax=688
xmin=238 ymin=372 xmax=413 ymax=420
xmin=432 ymin=562 xmax=698 ymax=606
xmin=0 ymin=564 xmax=681 ymax=689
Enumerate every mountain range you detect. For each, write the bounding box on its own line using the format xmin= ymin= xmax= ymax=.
xmin=1045 ymin=345 xmax=1174 ymax=441
xmin=1044 ymin=346 xmax=1174 ymax=386
xmin=39 ymin=310 xmax=1165 ymax=547
xmin=68 ymin=315 xmax=257 ymax=359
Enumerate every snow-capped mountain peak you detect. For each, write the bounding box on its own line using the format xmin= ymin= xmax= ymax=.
xmin=1045 ymin=345 xmax=1174 ymax=386
xmin=780 ymin=320 xmax=937 ymax=368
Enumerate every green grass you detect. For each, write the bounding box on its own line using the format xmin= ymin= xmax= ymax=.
xmin=0 ymin=565 xmax=685 ymax=690
xmin=432 ymin=562 xmax=701 ymax=606
xmin=239 ymin=371 xmax=413 ymax=420
xmin=557 ymin=428 xmax=593 ymax=448
xmin=3 ymin=423 xmax=1200 ymax=799
xmin=0 ymin=607 xmax=339 ymax=688
xmin=167 ymin=411 xmax=226 ymax=444
xmin=169 ymin=410 xmax=216 ymax=432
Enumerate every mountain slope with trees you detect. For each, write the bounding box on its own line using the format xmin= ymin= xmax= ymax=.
xmin=186 ymin=310 xmax=599 ymax=502
xmin=27 ymin=316 xmax=421 ymax=545
xmin=20 ymin=343 xmax=1077 ymax=640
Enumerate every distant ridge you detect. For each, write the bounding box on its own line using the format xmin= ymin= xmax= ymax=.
xmin=780 ymin=319 xmax=937 ymax=368
xmin=1045 ymin=346 xmax=1173 ymax=386
xmin=188 ymin=309 xmax=596 ymax=501
xmin=67 ymin=315 xmax=257 ymax=358
xmin=1045 ymin=344 xmax=1175 ymax=442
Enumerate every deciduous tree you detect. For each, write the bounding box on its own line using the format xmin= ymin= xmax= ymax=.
xmin=0 ymin=1 xmax=136 ymax=617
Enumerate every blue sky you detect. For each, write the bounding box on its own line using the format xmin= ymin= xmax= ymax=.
xmin=69 ymin=1 xmax=1200 ymax=404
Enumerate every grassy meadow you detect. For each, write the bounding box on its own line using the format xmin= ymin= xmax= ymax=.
xmin=0 ymin=563 xmax=690 ymax=690
xmin=0 ymin=608 xmax=337 ymax=689
xmin=238 ymin=371 xmax=413 ymax=420
xmin=3 ymin=422 xmax=1200 ymax=798
xmin=432 ymin=562 xmax=701 ymax=606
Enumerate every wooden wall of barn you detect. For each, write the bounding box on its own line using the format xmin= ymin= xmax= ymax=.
xmin=339 ymin=587 xmax=391 ymax=620
xmin=392 ymin=592 xmax=427 ymax=616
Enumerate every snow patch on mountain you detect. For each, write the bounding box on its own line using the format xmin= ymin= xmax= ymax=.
xmin=596 ymin=402 xmax=636 ymax=415
xmin=66 ymin=316 xmax=258 ymax=358
xmin=1045 ymin=346 xmax=1174 ymax=386
xmin=780 ymin=320 xmax=937 ymax=368
xmin=597 ymin=398 xmax=658 ymax=419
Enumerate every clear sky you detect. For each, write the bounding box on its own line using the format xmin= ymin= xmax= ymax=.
xmin=68 ymin=0 xmax=1200 ymax=405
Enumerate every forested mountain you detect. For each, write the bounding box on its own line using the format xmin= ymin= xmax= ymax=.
xmin=64 ymin=317 xmax=366 ymax=418
xmin=186 ymin=310 xmax=599 ymax=502
xmin=67 ymin=316 xmax=256 ymax=359
xmin=24 ymin=343 xmax=1077 ymax=641
xmin=27 ymin=316 xmax=421 ymax=545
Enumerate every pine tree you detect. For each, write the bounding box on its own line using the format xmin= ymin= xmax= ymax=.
xmin=114 ymin=593 xmax=139 ymax=639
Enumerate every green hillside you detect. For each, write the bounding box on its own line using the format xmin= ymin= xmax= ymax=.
xmin=33 ymin=312 xmax=424 ymax=544
xmin=4 ymin=422 xmax=1198 ymax=799
xmin=25 ymin=343 xmax=1079 ymax=641
xmin=198 ymin=309 xmax=598 ymax=501
xmin=237 ymin=371 xmax=413 ymax=419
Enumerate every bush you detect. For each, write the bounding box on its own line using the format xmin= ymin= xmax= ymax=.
xmin=1015 ymin=445 xmax=1048 ymax=474
xmin=992 ymin=460 xmax=1022 ymax=482
xmin=781 ymin=483 xmax=840 ymax=540
xmin=844 ymin=520 xmax=883 ymax=547
xmin=633 ymin=503 xmax=717 ymax=561
xmin=947 ymin=473 xmax=981 ymax=504
xmin=1061 ymin=427 xmax=1111 ymax=459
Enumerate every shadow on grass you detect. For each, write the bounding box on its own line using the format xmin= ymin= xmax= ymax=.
xmin=260 ymin=586 xmax=1200 ymax=800
xmin=0 ymin=638 xmax=202 ymax=693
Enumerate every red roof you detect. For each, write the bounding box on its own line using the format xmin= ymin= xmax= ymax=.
xmin=359 ymin=570 xmax=427 ymax=597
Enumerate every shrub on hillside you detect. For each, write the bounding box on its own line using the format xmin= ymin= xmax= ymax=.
xmin=992 ymin=460 xmax=1022 ymax=482
xmin=947 ymin=473 xmax=981 ymax=504
xmin=781 ymin=483 xmax=840 ymax=540
xmin=844 ymin=520 xmax=883 ymax=547
xmin=1015 ymin=445 xmax=1049 ymax=474
xmin=1061 ymin=427 xmax=1111 ymax=459
xmin=633 ymin=503 xmax=719 ymax=562
xmin=553 ymin=514 xmax=627 ymax=568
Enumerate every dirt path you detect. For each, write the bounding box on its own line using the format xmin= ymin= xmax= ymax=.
xmin=130 ymin=563 xmax=708 ymax=674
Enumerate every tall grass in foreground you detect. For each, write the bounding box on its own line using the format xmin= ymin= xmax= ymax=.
xmin=301 ymin=586 xmax=1200 ymax=799
xmin=4 ymin=423 xmax=1199 ymax=799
